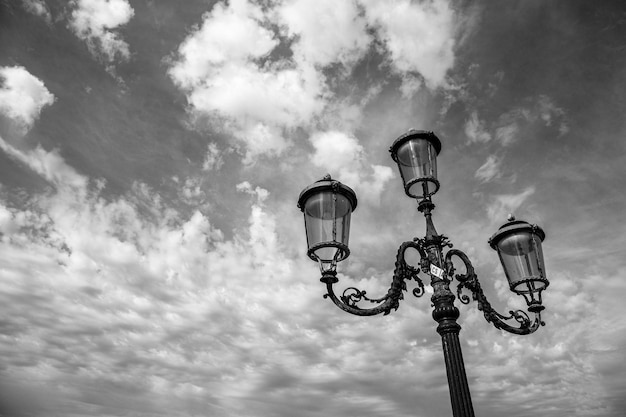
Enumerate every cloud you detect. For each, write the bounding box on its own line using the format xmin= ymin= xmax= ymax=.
xmin=0 ymin=66 xmax=55 ymax=132
xmin=485 ymin=186 xmax=535 ymax=222
xmin=0 ymin=137 xmax=87 ymax=191
xmin=278 ymin=0 xmax=370 ymax=68
xmin=493 ymin=95 xmax=569 ymax=146
xmin=0 ymin=131 xmax=618 ymax=417
xmin=309 ymin=130 xmax=365 ymax=173
xmin=0 ymin=147 xmax=322 ymax=415
xmin=495 ymin=120 xmax=519 ymax=146
xmin=5 ymin=2 xmax=626 ymax=416
xmin=465 ymin=110 xmax=492 ymax=144
xmin=21 ymin=0 xmax=52 ymax=23
xmin=363 ymin=0 xmax=456 ymax=91
xmin=236 ymin=181 xmax=269 ymax=204
xmin=308 ymin=130 xmax=394 ymax=204
xmin=68 ymin=0 xmax=135 ymax=63
xmin=169 ymin=0 xmax=462 ymax=164
xmin=202 ymin=142 xmax=224 ymax=171
xmin=475 ymin=154 xmax=502 ymax=183
xmin=168 ymin=0 xmax=278 ymax=89
xmin=536 ymin=95 xmax=569 ymax=135
xmin=168 ymin=0 xmax=327 ymax=163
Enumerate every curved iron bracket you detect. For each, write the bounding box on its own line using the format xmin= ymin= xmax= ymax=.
xmin=444 ymin=249 xmax=544 ymax=335
xmin=322 ymin=240 xmax=427 ymax=316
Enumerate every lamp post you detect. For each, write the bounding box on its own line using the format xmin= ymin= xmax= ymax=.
xmin=297 ymin=130 xmax=549 ymax=417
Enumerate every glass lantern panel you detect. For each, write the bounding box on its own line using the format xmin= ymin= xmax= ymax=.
xmin=396 ymin=139 xmax=438 ymax=197
xmin=497 ymin=231 xmax=546 ymax=293
xmin=304 ymin=191 xmax=352 ymax=262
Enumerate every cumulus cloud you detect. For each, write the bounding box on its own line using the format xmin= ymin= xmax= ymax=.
xmin=5 ymin=2 xmax=625 ymax=416
xmin=0 ymin=65 xmax=55 ymax=132
xmin=168 ymin=0 xmax=277 ymax=89
xmin=309 ymin=130 xmax=365 ymax=173
xmin=0 ymin=147 xmax=320 ymax=415
xmin=169 ymin=0 xmax=462 ymax=164
xmin=68 ymin=0 xmax=135 ymax=63
xmin=278 ymin=0 xmax=370 ymax=68
xmin=0 ymin=130 xmax=617 ymax=417
xmin=363 ymin=0 xmax=456 ymax=91
xmin=309 ymin=130 xmax=394 ymax=204
xmin=236 ymin=180 xmax=269 ymax=204
xmin=169 ymin=0 xmax=327 ymax=163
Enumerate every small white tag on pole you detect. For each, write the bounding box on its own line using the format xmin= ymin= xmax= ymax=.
xmin=430 ymin=264 xmax=445 ymax=279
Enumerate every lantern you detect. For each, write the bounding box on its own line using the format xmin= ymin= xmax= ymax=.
xmin=489 ymin=216 xmax=548 ymax=312
xmin=390 ymin=130 xmax=442 ymax=200
xmin=297 ymin=175 xmax=357 ymax=274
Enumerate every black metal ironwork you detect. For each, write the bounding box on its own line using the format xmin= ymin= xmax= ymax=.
xmin=302 ymin=131 xmax=548 ymax=417
xmin=322 ymin=240 xmax=427 ymax=316
xmin=319 ymin=196 xmax=546 ymax=327
xmin=316 ymin=196 xmax=546 ymax=417
xmin=446 ymin=248 xmax=545 ymax=335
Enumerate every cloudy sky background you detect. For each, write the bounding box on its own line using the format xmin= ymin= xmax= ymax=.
xmin=1 ymin=0 xmax=626 ymax=416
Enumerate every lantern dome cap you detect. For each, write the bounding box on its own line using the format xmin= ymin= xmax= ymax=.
xmin=389 ymin=129 xmax=442 ymax=160
xmin=297 ymin=174 xmax=358 ymax=212
xmin=489 ymin=215 xmax=545 ymax=249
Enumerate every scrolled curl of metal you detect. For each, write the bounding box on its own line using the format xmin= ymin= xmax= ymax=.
xmin=323 ymin=239 xmax=428 ymax=316
xmin=445 ymin=248 xmax=543 ymax=334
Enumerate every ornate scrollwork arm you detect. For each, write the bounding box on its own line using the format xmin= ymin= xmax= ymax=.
xmin=444 ymin=249 xmax=544 ymax=335
xmin=322 ymin=241 xmax=427 ymax=316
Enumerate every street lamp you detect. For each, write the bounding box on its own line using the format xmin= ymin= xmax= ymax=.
xmin=297 ymin=129 xmax=549 ymax=417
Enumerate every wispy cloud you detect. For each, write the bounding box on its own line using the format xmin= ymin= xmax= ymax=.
xmin=494 ymin=120 xmax=520 ymax=146
xmin=537 ymin=95 xmax=569 ymax=135
xmin=494 ymin=95 xmax=569 ymax=146
xmin=202 ymin=142 xmax=225 ymax=171
xmin=0 ymin=137 xmax=88 ymax=191
xmin=465 ymin=110 xmax=492 ymax=144
xmin=475 ymin=154 xmax=502 ymax=183
xmin=485 ymin=186 xmax=536 ymax=222
xmin=21 ymin=0 xmax=52 ymax=23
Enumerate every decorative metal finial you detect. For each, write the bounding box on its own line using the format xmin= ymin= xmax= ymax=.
xmin=507 ymin=213 xmax=516 ymax=221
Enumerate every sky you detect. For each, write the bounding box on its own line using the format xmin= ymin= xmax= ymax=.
xmin=1 ymin=0 xmax=625 ymax=416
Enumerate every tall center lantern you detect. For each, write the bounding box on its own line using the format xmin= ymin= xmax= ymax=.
xmin=389 ymin=130 xmax=442 ymax=200
xmin=297 ymin=174 xmax=358 ymax=277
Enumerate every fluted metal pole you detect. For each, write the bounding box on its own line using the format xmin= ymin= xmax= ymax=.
xmin=420 ymin=198 xmax=475 ymax=417
xmin=432 ymin=283 xmax=475 ymax=417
